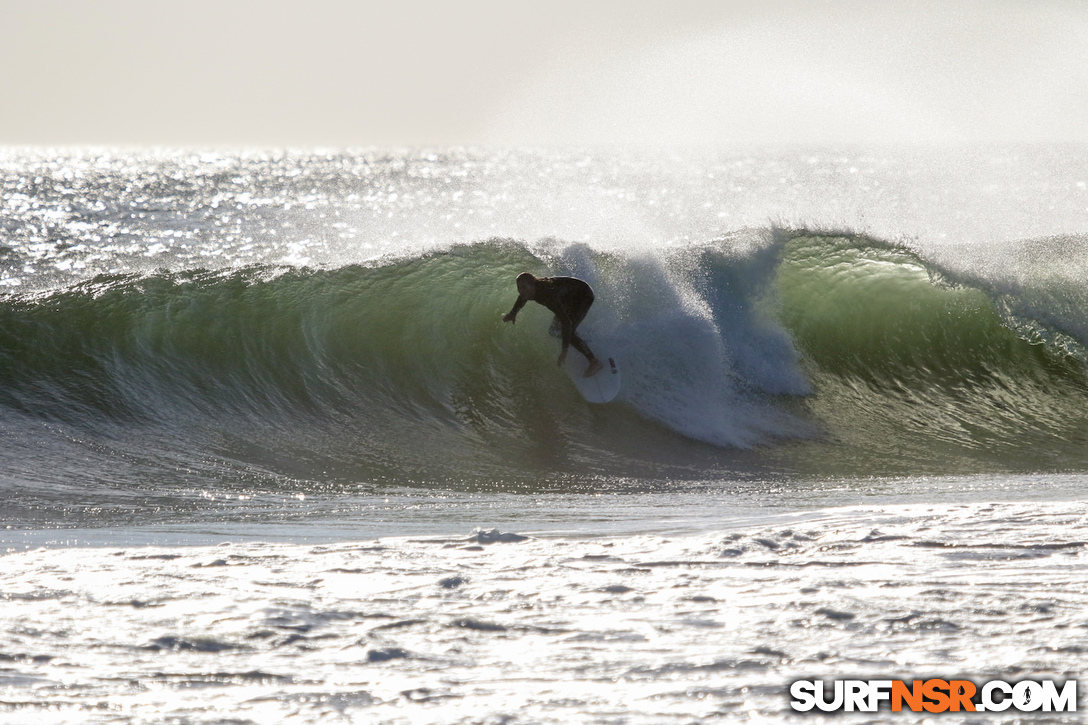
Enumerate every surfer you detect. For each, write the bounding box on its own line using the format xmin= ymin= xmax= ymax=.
xmin=503 ymin=273 xmax=604 ymax=377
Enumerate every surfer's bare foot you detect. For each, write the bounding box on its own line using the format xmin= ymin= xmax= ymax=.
xmin=583 ymin=358 xmax=603 ymax=377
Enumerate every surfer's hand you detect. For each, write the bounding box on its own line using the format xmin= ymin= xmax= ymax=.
xmin=502 ymin=312 xmax=515 ymax=323
xmin=557 ymin=350 xmax=567 ymax=367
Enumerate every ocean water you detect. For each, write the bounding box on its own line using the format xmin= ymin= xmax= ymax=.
xmin=1 ymin=145 xmax=1087 ymax=723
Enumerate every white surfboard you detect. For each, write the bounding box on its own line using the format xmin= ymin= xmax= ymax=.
xmin=564 ymin=353 xmax=621 ymax=403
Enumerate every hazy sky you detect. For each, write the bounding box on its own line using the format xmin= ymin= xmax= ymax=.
xmin=1 ymin=0 xmax=1086 ymax=147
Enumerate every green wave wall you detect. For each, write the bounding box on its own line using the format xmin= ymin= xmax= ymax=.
xmin=3 ymin=232 xmax=1088 ymax=486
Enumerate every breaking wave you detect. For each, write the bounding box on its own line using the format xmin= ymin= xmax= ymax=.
xmin=3 ymin=230 xmax=1088 ymax=487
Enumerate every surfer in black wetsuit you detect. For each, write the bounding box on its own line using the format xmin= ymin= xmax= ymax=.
xmin=503 ymin=272 xmax=604 ymax=377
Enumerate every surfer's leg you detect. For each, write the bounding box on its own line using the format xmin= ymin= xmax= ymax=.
xmin=571 ymin=334 xmax=602 ymax=377
xmin=566 ymin=289 xmax=601 ymax=375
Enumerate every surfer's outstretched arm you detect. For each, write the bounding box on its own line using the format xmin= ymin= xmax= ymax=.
xmin=503 ymin=296 xmax=527 ymax=323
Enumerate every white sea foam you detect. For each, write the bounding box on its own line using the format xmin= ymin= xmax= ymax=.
xmin=2 ymin=497 xmax=1086 ymax=723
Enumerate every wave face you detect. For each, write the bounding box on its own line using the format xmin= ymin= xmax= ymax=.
xmin=3 ymin=230 xmax=1088 ymax=488
xmin=774 ymin=231 xmax=1088 ymax=475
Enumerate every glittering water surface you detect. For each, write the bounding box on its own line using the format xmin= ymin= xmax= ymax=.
xmin=5 ymin=145 xmax=1087 ymax=290
xmin=3 ymin=499 xmax=1087 ymax=724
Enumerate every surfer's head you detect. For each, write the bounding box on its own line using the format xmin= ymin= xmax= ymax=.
xmin=515 ymin=272 xmax=537 ymax=299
